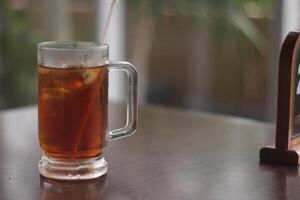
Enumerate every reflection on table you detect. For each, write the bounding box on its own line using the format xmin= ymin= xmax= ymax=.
xmin=40 ymin=175 xmax=106 ymax=200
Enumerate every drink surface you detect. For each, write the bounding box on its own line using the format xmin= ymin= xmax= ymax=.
xmin=38 ymin=65 xmax=108 ymax=159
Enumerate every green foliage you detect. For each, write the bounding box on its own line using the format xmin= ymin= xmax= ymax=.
xmin=0 ymin=1 xmax=37 ymax=109
xmin=129 ymin=0 xmax=273 ymax=17
xmin=0 ymin=0 xmax=274 ymax=109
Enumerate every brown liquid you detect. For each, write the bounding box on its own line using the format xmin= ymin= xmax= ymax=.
xmin=38 ymin=65 xmax=108 ymax=159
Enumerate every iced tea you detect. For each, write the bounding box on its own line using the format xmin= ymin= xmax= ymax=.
xmin=38 ymin=65 xmax=108 ymax=159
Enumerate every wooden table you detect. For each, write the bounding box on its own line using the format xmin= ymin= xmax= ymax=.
xmin=0 ymin=104 xmax=299 ymax=200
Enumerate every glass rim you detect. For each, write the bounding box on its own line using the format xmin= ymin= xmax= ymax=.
xmin=38 ymin=41 xmax=109 ymax=51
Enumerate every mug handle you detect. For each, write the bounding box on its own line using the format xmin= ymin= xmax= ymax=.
xmin=107 ymin=61 xmax=138 ymax=140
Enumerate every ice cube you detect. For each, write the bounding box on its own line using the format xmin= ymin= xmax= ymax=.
xmin=41 ymin=88 xmax=71 ymax=100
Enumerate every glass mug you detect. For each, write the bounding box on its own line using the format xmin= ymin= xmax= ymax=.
xmin=37 ymin=41 xmax=137 ymax=180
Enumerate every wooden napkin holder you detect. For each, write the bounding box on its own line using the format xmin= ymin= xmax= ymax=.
xmin=260 ymin=32 xmax=300 ymax=165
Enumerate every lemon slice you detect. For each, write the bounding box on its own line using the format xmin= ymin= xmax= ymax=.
xmin=82 ymin=69 xmax=99 ymax=84
xmin=41 ymin=88 xmax=71 ymax=100
xmin=38 ymin=67 xmax=51 ymax=74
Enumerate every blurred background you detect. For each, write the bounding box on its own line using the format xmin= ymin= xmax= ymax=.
xmin=0 ymin=0 xmax=297 ymax=121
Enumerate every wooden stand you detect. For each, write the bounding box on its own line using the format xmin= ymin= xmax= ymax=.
xmin=260 ymin=147 xmax=300 ymax=165
xmin=260 ymin=32 xmax=300 ymax=165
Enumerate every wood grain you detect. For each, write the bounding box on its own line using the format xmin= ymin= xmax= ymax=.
xmin=1 ymin=104 xmax=299 ymax=200
xmin=275 ymin=32 xmax=299 ymax=149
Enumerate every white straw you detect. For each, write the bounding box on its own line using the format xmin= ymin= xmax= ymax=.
xmin=101 ymin=0 xmax=118 ymax=44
